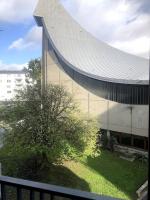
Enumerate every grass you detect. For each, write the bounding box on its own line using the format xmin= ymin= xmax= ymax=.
xmin=2 ymin=149 xmax=148 ymax=200
xmin=43 ymin=149 xmax=148 ymax=200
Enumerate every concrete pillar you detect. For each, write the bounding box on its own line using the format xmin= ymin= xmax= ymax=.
xmin=107 ymin=130 xmax=110 ymax=139
xmin=106 ymin=100 xmax=110 ymax=139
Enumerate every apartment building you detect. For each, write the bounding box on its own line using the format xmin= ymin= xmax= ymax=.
xmin=0 ymin=70 xmax=26 ymax=101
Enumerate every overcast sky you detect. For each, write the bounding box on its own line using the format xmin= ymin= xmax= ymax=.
xmin=0 ymin=0 xmax=149 ymax=70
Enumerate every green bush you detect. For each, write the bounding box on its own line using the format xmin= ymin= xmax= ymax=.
xmin=0 ymin=59 xmax=99 ymax=179
xmin=0 ymin=85 xmax=99 ymax=179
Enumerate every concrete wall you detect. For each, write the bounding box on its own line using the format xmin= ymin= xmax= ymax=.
xmin=42 ymin=33 xmax=148 ymax=137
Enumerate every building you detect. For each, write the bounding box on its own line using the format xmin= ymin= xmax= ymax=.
xmin=0 ymin=70 xmax=26 ymax=101
xmin=34 ymin=0 xmax=149 ymax=150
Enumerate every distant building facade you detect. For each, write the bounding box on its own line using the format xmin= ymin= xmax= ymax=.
xmin=0 ymin=70 xmax=26 ymax=101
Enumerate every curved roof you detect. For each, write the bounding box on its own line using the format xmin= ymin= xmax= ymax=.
xmin=34 ymin=0 xmax=148 ymax=85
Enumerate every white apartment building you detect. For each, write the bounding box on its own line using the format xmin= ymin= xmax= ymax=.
xmin=0 ymin=70 xmax=26 ymax=101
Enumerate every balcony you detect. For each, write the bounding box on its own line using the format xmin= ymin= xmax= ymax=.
xmin=15 ymin=79 xmax=22 ymax=83
xmin=0 ymin=176 xmax=118 ymax=200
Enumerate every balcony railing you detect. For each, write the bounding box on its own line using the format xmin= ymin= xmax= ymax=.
xmin=0 ymin=176 xmax=119 ymax=200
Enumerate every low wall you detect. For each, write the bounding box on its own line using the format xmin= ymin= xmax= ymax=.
xmin=114 ymin=145 xmax=148 ymax=157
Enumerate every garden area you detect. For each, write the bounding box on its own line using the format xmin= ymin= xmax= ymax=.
xmin=0 ymin=149 xmax=147 ymax=200
xmin=64 ymin=151 xmax=147 ymax=200
xmin=32 ymin=149 xmax=147 ymax=200
xmin=0 ymin=59 xmax=148 ymax=200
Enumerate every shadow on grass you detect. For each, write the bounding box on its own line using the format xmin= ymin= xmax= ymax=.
xmin=39 ymin=164 xmax=91 ymax=192
xmin=0 ymin=152 xmax=90 ymax=193
xmin=84 ymin=150 xmax=148 ymax=200
xmin=3 ymin=164 xmax=90 ymax=200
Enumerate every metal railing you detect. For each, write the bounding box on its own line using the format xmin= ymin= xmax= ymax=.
xmin=0 ymin=176 xmax=119 ymax=200
xmin=136 ymin=180 xmax=148 ymax=200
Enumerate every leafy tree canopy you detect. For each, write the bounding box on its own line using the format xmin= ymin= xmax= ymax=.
xmin=0 ymin=59 xmax=98 ymax=175
xmin=24 ymin=58 xmax=41 ymax=86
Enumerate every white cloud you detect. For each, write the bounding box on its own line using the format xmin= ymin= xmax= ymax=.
xmin=0 ymin=60 xmax=27 ymax=70
xmin=0 ymin=0 xmax=38 ymax=23
xmin=111 ymin=36 xmax=150 ymax=58
xmin=1 ymin=0 xmax=149 ymax=57
xmin=113 ymin=14 xmax=150 ymax=41
xmin=9 ymin=26 xmax=42 ymax=50
xmin=61 ymin=0 xmax=150 ymax=58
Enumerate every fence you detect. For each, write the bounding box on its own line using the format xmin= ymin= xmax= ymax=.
xmin=0 ymin=176 xmax=119 ymax=200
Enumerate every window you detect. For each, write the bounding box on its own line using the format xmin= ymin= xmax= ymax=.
xmin=16 ymin=84 xmax=22 ymax=87
xmin=14 ymin=89 xmax=21 ymax=93
xmin=7 ymin=91 xmax=11 ymax=94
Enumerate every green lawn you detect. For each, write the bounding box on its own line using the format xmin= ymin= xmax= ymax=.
xmin=3 ymin=149 xmax=148 ymax=200
xmin=44 ymin=150 xmax=147 ymax=200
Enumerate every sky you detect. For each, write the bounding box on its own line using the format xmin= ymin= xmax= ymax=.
xmin=0 ymin=0 xmax=150 ymax=70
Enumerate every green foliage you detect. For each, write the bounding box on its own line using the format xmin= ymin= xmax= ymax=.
xmin=0 ymin=58 xmax=98 ymax=179
xmin=65 ymin=150 xmax=148 ymax=200
xmin=24 ymin=58 xmax=41 ymax=87
xmin=0 ymin=84 xmax=98 ymax=177
xmin=0 ymin=147 xmax=44 ymax=180
xmin=81 ymin=117 xmax=99 ymax=156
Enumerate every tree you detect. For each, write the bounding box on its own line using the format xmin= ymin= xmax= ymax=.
xmin=0 ymin=59 xmax=98 ymax=179
xmin=24 ymin=58 xmax=41 ymax=87
xmin=0 ymin=85 xmax=98 ymax=168
xmin=0 ymin=84 xmax=97 ymax=167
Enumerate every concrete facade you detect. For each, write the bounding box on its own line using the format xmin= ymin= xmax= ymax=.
xmin=34 ymin=0 xmax=148 ymax=139
xmin=42 ymin=32 xmax=148 ymax=137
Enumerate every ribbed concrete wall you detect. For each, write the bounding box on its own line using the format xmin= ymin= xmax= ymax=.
xmin=42 ymin=32 xmax=148 ymax=137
